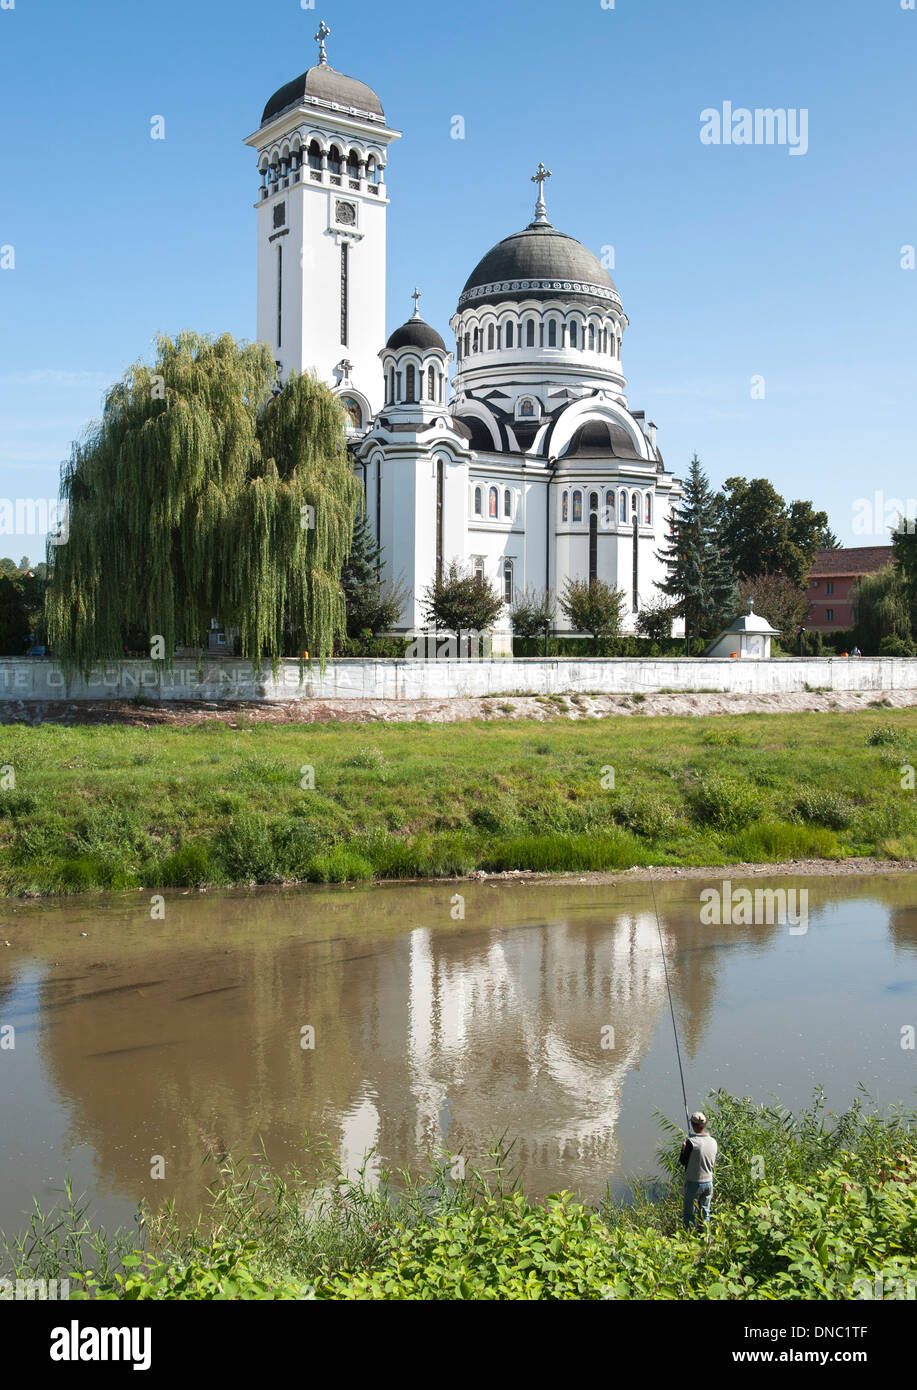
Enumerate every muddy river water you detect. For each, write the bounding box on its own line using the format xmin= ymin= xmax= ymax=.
xmin=1 ymin=873 xmax=915 ymax=1233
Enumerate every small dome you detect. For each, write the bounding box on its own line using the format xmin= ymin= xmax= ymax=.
xmin=385 ymin=317 xmax=447 ymax=352
xmin=261 ymin=64 xmax=384 ymax=126
xmin=458 ymin=222 xmax=620 ymax=311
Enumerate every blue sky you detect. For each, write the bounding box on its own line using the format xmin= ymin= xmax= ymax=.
xmin=1 ymin=0 xmax=915 ymax=560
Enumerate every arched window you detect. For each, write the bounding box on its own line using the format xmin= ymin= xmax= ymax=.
xmin=386 ymin=367 xmax=394 ymax=403
xmin=366 ymin=155 xmax=378 ymax=184
xmin=405 ymin=365 xmax=416 ymax=402
xmin=474 ymin=486 xmax=482 ymax=517
xmin=487 ymin=324 xmax=495 ymax=350
xmin=307 ymin=140 xmax=323 ymax=171
xmin=526 ymin=319 xmax=535 ymax=347
xmin=547 ymin=319 xmax=557 ymax=347
xmin=562 ymin=490 xmax=569 ymax=522
xmin=474 ymin=557 xmax=485 ymax=585
xmin=589 ymin=491 xmax=599 ymax=513
xmin=632 ymin=492 xmax=639 ymax=519
xmin=346 ymin=149 xmax=360 ymax=181
xmin=472 ymin=327 xmax=480 ymax=352
xmin=504 ymin=488 xmax=512 ymax=518
xmin=612 ymin=333 xmax=619 ymax=358
xmin=327 ymin=145 xmax=342 ymax=175
xmin=619 ymin=490 xmax=628 ymax=523
xmin=569 ymin=321 xmax=578 ymax=349
xmin=605 ymin=489 xmax=614 ymax=527
xmin=489 ymin=486 xmax=498 ymax=518
xmin=588 ymin=324 xmax=596 ymax=351
xmin=463 ymin=333 xmax=470 ymax=358
xmin=572 ymin=490 xmax=583 ymax=523
xmin=505 ymin=321 xmax=515 ymax=348
xmin=645 ymin=494 xmax=652 ymax=525
xmin=503 ymin=558 xmax=514 ymax=605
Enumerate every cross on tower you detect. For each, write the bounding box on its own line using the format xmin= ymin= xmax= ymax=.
xmin=530 ymin=162 xmax=552 ymax=223
xmin=411 ymin=287 xmax=422 ymax=319
xmin=315 ymin=20 xmax=331 ymax=66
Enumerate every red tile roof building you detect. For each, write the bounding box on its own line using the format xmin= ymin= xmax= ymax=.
xmin=807 ymin=546 xmax=894 ymax=631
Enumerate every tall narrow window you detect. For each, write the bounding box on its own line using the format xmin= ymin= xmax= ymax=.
xmin=503 ymin=559 xmax=513 ymax=605
xmin=562 ymin=490 xmax=569 ymax=522
xmin=474 ymin=486 xmax=482 ymax=516
xmin=632 ymin=492 xmax=639 ymax=519
xmin=340 ymin=242 xmax=349 ymax=345
xmin=569 ymin=321 xmax=578 ymax=348
xmin=589 ymin=511 xmax=598 ymax=584
xmin=632 ymin=514 xmax=639 ymax=612
xmin=588 ymin=324 xmax=596 ymax=350
xmin=428 ymin=365 xmax=435 ymax=400
xmin=489 ymin=486 xmax=498 ymax=518
xmin=506 ymin=321 xmax=514 ymax=348
xmin=436 ymin=459 xmax=444 ymax=583
xmin=547 ymin=319 xmax=557 ymax=347
xmin=526 ymin=320 xmax=535 ymax=347
xmin=276 ymin=244 xmax=283 ymax=346
xmin=504 ymin=488 xmax=512 ymax=517
xmin=572 ymin=490 xmax=583 ymax=523
xmin=405 ymin=364 xmax=416 ymax=402
xmin=645 ymin=493 xmax=652 ymax=525
xmin=488 ymin=324 xmax=495 ymax=350
xmin=619 ymin=490 xmax=627 ymax=523
xmin=474 ymin=557 xmax=485 ymax=585
xmin=473 ymin=328 xmax=480 ymax=352
xmin=605 ymin=490 xmax=614 ymax=527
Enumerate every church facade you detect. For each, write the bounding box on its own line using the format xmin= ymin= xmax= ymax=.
xmin=245 ymin=27 xmax=682 ymax=647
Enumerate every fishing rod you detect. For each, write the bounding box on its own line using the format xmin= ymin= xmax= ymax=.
xmin=647 ymin=868 xmax=692 ymax=1138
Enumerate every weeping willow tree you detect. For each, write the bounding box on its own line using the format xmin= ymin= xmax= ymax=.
xmin=46 ymin=331 xmax=360 ymax=674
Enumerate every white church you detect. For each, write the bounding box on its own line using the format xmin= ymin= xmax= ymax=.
xmin=244 ymin=24 xmax=682 ymax=648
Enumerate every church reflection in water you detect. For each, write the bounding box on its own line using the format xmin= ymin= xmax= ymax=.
xmin=2 ymin=873 xmax=915 ymax=1225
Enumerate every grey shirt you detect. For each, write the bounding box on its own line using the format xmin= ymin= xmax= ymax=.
xmin=684 ymin=1132 xmax=718 ymax=1183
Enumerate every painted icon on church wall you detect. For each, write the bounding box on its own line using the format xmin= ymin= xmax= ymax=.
xmin=489 ymin=486 xmax=499 ymax=518
xmin=341 ymin=396 xmax=362 ymax=427
xmin=519 ymin=398 xmax=536 ymax=418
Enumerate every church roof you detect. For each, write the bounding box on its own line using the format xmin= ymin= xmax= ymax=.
xmin=261 ymin=64 xmax=384 ymax=126
xmin=385 ymin=317 xmax=446 ymax=352
xmin=458 ymin=222 xmax=620 ymax=311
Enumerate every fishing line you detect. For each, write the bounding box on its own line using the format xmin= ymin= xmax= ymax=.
xmin=647 ymin=868 xmax=691 ymax=1135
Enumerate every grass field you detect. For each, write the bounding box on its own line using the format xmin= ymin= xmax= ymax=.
xmin=1 ymin=709 xmax=917 ymax=895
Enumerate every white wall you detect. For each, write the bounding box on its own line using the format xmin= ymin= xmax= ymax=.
xmin=3 ymin=657 xmax=917 ymax=703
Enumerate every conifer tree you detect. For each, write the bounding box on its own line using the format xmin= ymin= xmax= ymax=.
xmin=656 ymin=454 xmax=737 ymax=642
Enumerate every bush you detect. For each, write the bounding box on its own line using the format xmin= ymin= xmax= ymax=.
xmin=792 ymin=788 xmax=856 ymax=829
xmin=689 ymin=774 xmax=760 ymax=832
xmin=867 ymin=726 xmax=906 ymax=747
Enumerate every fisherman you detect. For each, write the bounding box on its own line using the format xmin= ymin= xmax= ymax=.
xmin=680 ymin=1111 xmax=718 ymax=1230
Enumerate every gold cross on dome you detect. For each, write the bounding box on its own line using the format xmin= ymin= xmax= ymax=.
xmin=315 ymin=21 xmax=331 ymax=65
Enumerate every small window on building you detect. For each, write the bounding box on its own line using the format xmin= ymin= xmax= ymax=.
xmin=605 ymin=489 xmax=614 ymax=525
xmin=562 ymin=490 xmax=569 ymax=522
xmin=826 ymin=581 xmax=834 ymax=595
xmin=472 ymin=328 xmax=480 ymax=352
xmin=547 ymin=319 xmax=557 ymax=347
xmin=632 ymin=492 xmax=639 ymax=518
xmin=428 ymin=365 xmax=436 ymax=400
xmin=825 ymin=608 xmax=834 ymax=623
xmin=327 ymin=145 xmax=342 ymax=175
xmin=474 ymin=557 xmax=485 ymax=585
xmin=505 ymin=321 xmax=514 ymax=348
xmin=589 ymin=491 xmax=598 ymax=514
xmin=526 ymin=319 xmax=535 ymax=347
xmin=405 ymin=365 xmax=416 ymax=402
xmin=474 ymin=486 xmax=482 ymax=517
xmin=572 ymin=490 xmax=583 ymax=522
xmin=504 ymin=488 xmax=512 ymax=518
xmin=619 ymin=490 xmax=627 ymax=523
xmin=588 ymin=324 xmax=596 ymax=350
xmin=504 ymin=559 xmax=514 ymax=605
xmin=308 ymin=141 xmax=323 ymax=171
xmin=569 ymin=321 xmax=578 ymax=348
xmin=489 ymin=486 xmax=498 ymax=518
xmin=487 ymin=324 xmax=495 ymax=350
xmin=645 ymin=493 xmax=652 ymax=524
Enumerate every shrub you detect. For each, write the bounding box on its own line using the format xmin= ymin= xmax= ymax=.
xmin=158 ymin=840 xmax=217 ymax=887
xmin=689 ymin=774 xmax=760 ymax=832
xmin=792 ymin=788 xmax=856 ymax=829
xmin=867 ymin=726 xmax=905 ymax=747
xmin=306 ymin=846 xmax=374 ymax=883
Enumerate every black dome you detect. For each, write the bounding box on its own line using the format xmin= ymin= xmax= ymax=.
xmin=458 ymin=222 xmax=620 ymax=311
xmin=261 ymin=64 xmax=383 ymax=126
xmin=385 ymin=317 xmax=446 ymax=352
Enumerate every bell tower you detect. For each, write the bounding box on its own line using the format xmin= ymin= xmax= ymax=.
xmin=244 ymin=22 xmax=401 ymax=428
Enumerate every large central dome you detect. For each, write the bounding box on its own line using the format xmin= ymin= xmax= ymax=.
xmin=457 ymin=222 xmax=620 ymax=312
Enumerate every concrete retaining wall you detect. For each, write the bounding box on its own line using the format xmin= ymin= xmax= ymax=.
xmin=1 ymin=656 xmax=916 ymax=702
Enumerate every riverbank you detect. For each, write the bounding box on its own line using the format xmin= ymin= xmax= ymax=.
xmin=1 ymin=709 xmax=916 ymax=896
xmin=5 ymin=1092 xmax=915 ymax=1300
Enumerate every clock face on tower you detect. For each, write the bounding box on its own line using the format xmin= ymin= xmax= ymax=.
xmin=335 ymin=201 xmax=356 ymax=226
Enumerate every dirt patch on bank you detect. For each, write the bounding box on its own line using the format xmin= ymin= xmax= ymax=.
xmin=469 ymin=857 xmax=917 ymax=886
xmin=1 ymin=688 xmax=916 ymax=727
